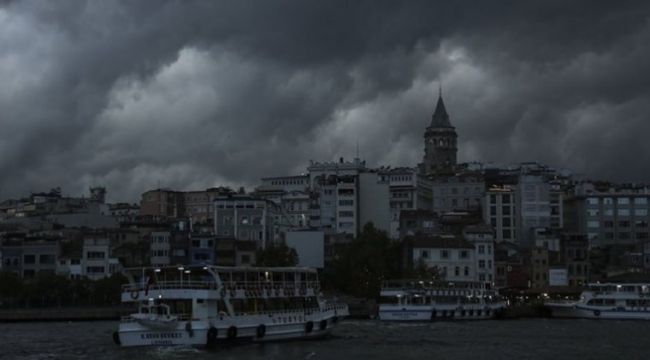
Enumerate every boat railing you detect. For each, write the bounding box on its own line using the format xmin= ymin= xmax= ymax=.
xmin=122 ymin=280 xmax=216 ymax=292
xmin=219 ymin=281 xmax=321 ymax=291
xmin=121 ymin=313 xmax=194 ymax=323
xmin=122 ymin=280 xmax=321 ymax=292
xmin=381 ymin=280 xmax=490 ymax=291
xmin=214 ymin=305 xmax=343 ymax=318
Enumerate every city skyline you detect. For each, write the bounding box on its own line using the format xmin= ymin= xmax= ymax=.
xmin=2 ymin=1 xmax=650 ymax=202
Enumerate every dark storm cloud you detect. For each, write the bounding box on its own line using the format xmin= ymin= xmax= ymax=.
xmin=1 ymin=0 xmax=649 ymax=201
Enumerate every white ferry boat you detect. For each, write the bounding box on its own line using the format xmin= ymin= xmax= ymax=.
xmin=378 ymin=279 xmax=507 ymax=321
xmin=545 ymin=283 xmax=650 ymax=320
xmin=112 ymin=265 xmax=349 ymax=347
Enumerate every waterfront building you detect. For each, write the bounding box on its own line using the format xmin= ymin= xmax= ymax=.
xmin=408 ymin=234 xmax=476 ymax=282
xmin=82 ymin=237 xmax=120 ymax=280
xmin=561 ymin=234 xmax=590 ymax=286
xmin=432 ymin=172 xmax=485 ymax=215
xmin=398 ymin=209 xmax=439 ymax=240
xmin=463 ymin=224 xmax=496 ymax=284
xmin=149 ymin=230 xmax=171 ymax=267
xmin=213 ymin=195 xmax=278 ymax=247
xmin=564 ymin=183 xmax=650 ymax=249
xmin=484 ymin=185 xmax=517 ymax=244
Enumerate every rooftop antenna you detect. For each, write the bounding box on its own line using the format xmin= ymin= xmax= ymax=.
xmin=356 ymin=137 xmax=360 ymax=159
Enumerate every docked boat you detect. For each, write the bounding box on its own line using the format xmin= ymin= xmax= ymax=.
xmin=113 ymin=265 xmax=349 ymax=347
xmin=378 ymin=279 xmax=506 ymax=321
xmin=545 ymin=283 xmax=650 ymax=320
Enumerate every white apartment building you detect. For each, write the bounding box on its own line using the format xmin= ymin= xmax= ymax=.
xmin=484 ymin=185 xmax=517 ymax=244
xmin=82 ymin=237 xmax=120 ymax=280
xmin=150 ymin=231 xmax=171 ymax=267
xmin=463 ymin=224 xmax=496 ymax=284
xmin=411 ymin=235 xmax=476 ymax=282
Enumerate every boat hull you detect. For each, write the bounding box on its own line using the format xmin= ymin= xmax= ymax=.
xmin=378 ymin=304 xmax=504 ymax=321
xmin=116 ymin=310 xmax=345 ymax=347
xmin=546 ymin=303 xmax=650 ymax=320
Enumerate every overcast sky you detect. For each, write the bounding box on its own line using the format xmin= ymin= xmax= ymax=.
xmin=1 ymin=1 xmax=649 ymax=202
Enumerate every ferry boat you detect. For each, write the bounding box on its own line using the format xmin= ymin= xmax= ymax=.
xmin=545 ymin=283 xmax=650 ymax=320
xmin=378 ymin=279 xmax=507 ymax=321
xmin=112 ymin=265 xmax=349 ymax=347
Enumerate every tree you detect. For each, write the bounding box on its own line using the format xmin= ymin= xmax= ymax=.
xmin=327 ymin=222 xmax=401 ymax=299
xmin=255 ymin=242 xmax=299 ymax=267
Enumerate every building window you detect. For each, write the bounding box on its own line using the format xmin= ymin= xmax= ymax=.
xmin=478 ymin=245 xmax=485 ymax=254
xmin=635 ymin=209 xmax=648 ymax=216
xmin=618 ymin=197 xmax=630 ymax=205
xmin=479 ymin=260 xmax=486 ymax=268
xmin=454 ymin=266 xmax=460 ymax=276
xmin=587 ymin=221 xmax=600 ymax=228
xmin=39 ymin=255 xmax=55 ymax=264
xmin=86 ymin=251 xmax=105 ymax=259
xmin=587 ymin=197 xmax=599 ymax=205
xmin=587 ymin=209 xmax=599 ymax=217
xmin=459 ymin=250 xmax=468 ymax=259
xmin=634 ymin=198 xmax=648 ymax=205
xmin=441 ymin=250 xmax=449 ymax=259
xmin=23 ymin=255 xmax=36 ymax=264
xmin=87 ymin=266 xmax=105 ymax=274
xmin=241 ymin=255 xmax=251 ymax=264
xmin=618 ymin=209 xmax=630 ymax=216
xmin=464 ymin=266 xmax=469 ymax=276
xmin=421 ymin=250 xmax=429 ymax=259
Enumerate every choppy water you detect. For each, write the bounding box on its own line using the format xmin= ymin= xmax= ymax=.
xmin=1 ymin=319 xmax=650 ymax=360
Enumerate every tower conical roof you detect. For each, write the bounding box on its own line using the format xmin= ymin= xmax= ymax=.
xmin=430 ymin=95 xmax=452 ymax=128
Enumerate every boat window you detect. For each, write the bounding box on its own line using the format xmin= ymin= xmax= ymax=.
xmin=379 ymin=296 xmax=398 ymax=305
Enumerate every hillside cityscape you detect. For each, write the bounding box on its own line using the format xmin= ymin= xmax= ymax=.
xmin=1 ymin=91 xmax=648 ymax=307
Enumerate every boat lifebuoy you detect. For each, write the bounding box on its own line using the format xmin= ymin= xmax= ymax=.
xmin=594 ymin=309 xmax=601 ymax=317
xmin=305 ymin=321 xmax=314 ymax=333
xmin=207 ymin=327 xmax=218 ymax=346
xmin=319 ymin=319 xmax=327 ymax=331
xmin=227 ymin=326 xmax=238 ymax=340
xmin=130 ymin=289 xmax=139 ymax=300
xmin=112 ymin=331 xmax=121 ymax=345
xmin=256 ymin=324 xmax=266 ymax=338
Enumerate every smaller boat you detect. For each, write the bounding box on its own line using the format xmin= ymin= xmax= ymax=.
xmin=378 ymin=279 xmax=506 ymax=321
xmin=131 ymin=303 xmax=178 ymax=329
xmin=545 ymin=283 xmax=650 ymax=320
